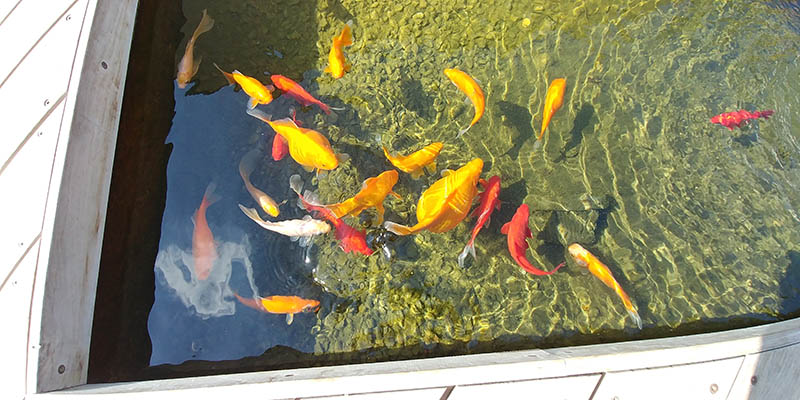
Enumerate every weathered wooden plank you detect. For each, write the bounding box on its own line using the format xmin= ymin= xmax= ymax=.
xmin=307 ymin=388 xmax=447 ymax=400
xmin=0 ymin=0 xmax=77 ymax=84
xmin=449 ymin=374 xmax=601 ymax=400
xmin=592 ymin=357 xmax=744 ymax=400
xmin=0 ymin=0 xmax=85 ymax=169
xmin=0 ymin=0 xmax=23 ymax=25
xmin=727 ymin=344 xmax=800 ymax=400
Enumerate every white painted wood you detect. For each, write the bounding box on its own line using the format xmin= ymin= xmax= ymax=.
xmin=727 ymin=343 xmax=800 ymax=400
xmin=0 ymin=0 xmax=76 ymax=83
xmin=0 ymin=100 xmax=64 ymax=289
xmin=592 ymin=357 xmax=744 ymax=400
xmin=449 ymin=374 xmax=601 ymax=400
xmin=308 ymin=388 xmax=447 ymax=400
xmin=0 ymin=0 xmax=22 ymax=25
xmin=0 ymin=0 xmax=85 ymax=169
xmin=26 ymin=0 xmax=136 ymax=393
xmin=0 ymin=237 xmax=40 ymax=400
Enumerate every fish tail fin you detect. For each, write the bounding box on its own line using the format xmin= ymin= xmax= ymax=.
xmin=425 ymin=161 xmax=437 ymax=175
xmin=193 ymin=9 xmax=215 ymax=40
xmin=456 ymin=125 xmax=471 ymax=138
xmin=319 ymin=102 xmax=331 ymax=115
xmin=383 ymin=221 xmax=415 ymax=236
xmin=327 ymin=198 xmax=357 ymax=218
xmin=289 ymin=174 xmax=304 ymax=195
xmin=532 ymin=139 xmax=543 ymax=152
xmin=203 ymin=182 xmax=220 ymax=207
xmin=246 ymin=107 xmax=272 ymax=123
xmin=339 ymin=23 xmax=353 ymax=47
xmin=759 ymin=110 xmax=774 ymax=119
xmin=214 ymin=63 xmax=236 ymax=85
xmin=233 ymin=292 xmax=264 ymax=312
xmin=457 ymin=241 xmax=476 ymax=269
xmin=238 ymin=149 xmax=260 ymax=179
xmin=239 ymin=204 xmax=266 ymax=225
xmin=627 ymin=308 xmax=643 ymax=330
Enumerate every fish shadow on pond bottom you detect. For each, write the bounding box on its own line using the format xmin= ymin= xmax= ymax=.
xmin=496 ymin=100 xmax=535 ymax=161
xmin=399 ymin=77 xmax=434 ymax=121
xmin=778 ymin=250 xmax=800 ymax=318
xmin=555 ymin=103 xmax=596 ymax=163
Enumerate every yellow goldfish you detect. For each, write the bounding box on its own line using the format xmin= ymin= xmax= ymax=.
xmin=214 ymin=63 xmax=274 ymax=109
xmin=384 ymin=158 xmax=483 ymax=235
xmin=238 ymin=149 xmax=281 ymax=217
xmin=568 ymin=243 xmax=642 ymax=329
xmin=247 ymin=108 xmax=339 ymax=173
xmin=383 ymin=142 xmax=443 ymax=179
xmin=176 ymin=9 xmax=214 ymax=89
xmin=325 ymin=170 xmax=401 ymax=224
xmin=324 ymin=23 xmax=354 ymax=79
xmin=536 ymin=78 xmax=566 ymax=148
xmin=444 ymin=68 xmax=485 ymax=137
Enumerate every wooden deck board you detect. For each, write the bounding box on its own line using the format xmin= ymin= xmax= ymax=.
xmin=727 ymin=343 xmax=800 ymax=400
xmin=308 ymin=388 xmax=448 ymax=400
xmin=448 ymin=374 xmax=601 ymax=400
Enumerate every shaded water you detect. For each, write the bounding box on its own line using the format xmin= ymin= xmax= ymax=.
xmin=147 ymin=0 xmax=800 ymax=369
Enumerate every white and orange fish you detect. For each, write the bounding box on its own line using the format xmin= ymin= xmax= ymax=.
xmin=444 ymin=68 xmax=485 ymax=137
xmin=239 ymin=204 xmax=330 ymax=248
xmin=176 ymin=9 xmax=214 ymax=89
xmin=238 ymin=149 xmax=282 ymax=217
xmin=192 ymin=183 xmax=219 ymax=280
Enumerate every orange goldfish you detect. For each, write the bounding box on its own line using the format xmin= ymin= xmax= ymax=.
xmin=383 ymin=142 xmax=443 ymax=179
xmin=192 ymin=183 xmax=219 ymax=280
xmin=536 ymin=78 xmax=566 ymax=148
xmin=214 ymin=63 xmax=274 ymax=109
xmin=323 ymin=170 xmax=401 ymax=224
xmin=270 ymin=74 xmax=331 ymax=114
xmin=176 ymin=9 xmax=214 ymax=89
xmin=238 ymin=149 xmax=281 ymax=217
xmin=324 ymin=23 xmax=354 ymax=79
xmin=234 ymin=292 xmax=320 ymax=325
xmin=568 ymin=243 xmax=642 ymax=329
xmin=384 ymin=158 xmax=483 ymax=235
xmin=444 ymin=68 xmax=485 ymax=137
xmin=247 ymin=108 xmax=340 ymax=173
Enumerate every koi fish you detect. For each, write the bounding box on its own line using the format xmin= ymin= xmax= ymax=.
xmin=238 ymin=149 xmax=281 ymax=217
xmin=233 ymin=292 xmax=320 ymax=325
xmin=710 ymin=109 xmax=774 ymax=131
xmin=290 ymin=175 xmax=374 ymax=255
xmin=458 ymin=176 xmax=502 ymax=268
xmin=192 ymin=183 xmax=219 ymax=280
xmin=536 ymin=78 xmax=567 ymax=149
xmin=324 ymin=170 xmax=401 ymax=224
xmin=214 ymin=63 xmax=274 ymax=109
xmin=270 ymin=74 xmax=331 ymax=114
xmin=568 ymin=243 xmax=642 ymax=329
xmin=324 ymin=23 xmax=353 ymax=79
xmin=272 ymin=134 xmax=289 ymax=161
xmin=239 ymin=204 xmax=330 ymax=248
xmin=176 ymin=9 xmax=214 ymax=89
xmin=383 ymin=142 xmax=443 ymax=180
xmin=500 ymin=204 xmax=564 ymax=276
xmin=384 ymin=158 xmax=484 ymax=235
xmin=246 ymin=108 xmax=341 ymax=173
xmin=444 ymin=68 xmax=485 ymax=137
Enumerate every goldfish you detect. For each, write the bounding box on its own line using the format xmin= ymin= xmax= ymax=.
xmin=176 ymin=9 xmax=214 ymax=89
xmin=247 ymin=108 xmax=341 ymax=173
xmin=323 ymin=170 xmax=401 ymax=224
xmin=710 ymin=109 xmax=774 ymax=131
xmin=384 ymin=158 xmax=484 ymax=235
xmin=239 ymin=204 xmax=330 ymax=248
xmin=458 ymin=176 xmax=502 ymax=268
xmin=324 ymin=23 xmax=354 ymax=79
xmin=192 ymin=183 xmax=219 ymax=280
xmin=536 ymin=78 xmax=567 ymax=149
xmin=501 ymin=204 xmax=564 ymax=276
xmin=238 ymin=149 xmax=281 ymax=217
xmin=568 ymin=243 xmax=642 ymax=329
xmin=214 ymin=63 xmax=274 ymax=109
xmin=290 ymin=175 xmax=374 ymax=255
xmin=383 ymin=142 xmax=443 ymax=180
xmin=233 ymin=292 xmax=320 ymax=325
xmin=271 ymin=74 xmax=331 ymax=114
xmin=444 ymin=68 xmax=485 ymax=137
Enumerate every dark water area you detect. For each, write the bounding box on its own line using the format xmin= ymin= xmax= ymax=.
xmin=91 ymin=0 xmax=800 ymax=383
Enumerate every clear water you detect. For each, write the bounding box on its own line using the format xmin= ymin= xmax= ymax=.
xmin=147 ymin=0 xmax=800 ymax=368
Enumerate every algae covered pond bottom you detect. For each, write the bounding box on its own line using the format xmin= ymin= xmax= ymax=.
xmin=135 ymin=0 xmax=800 ymax=375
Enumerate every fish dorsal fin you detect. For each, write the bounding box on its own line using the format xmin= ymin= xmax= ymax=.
xmin=286 ymin=313 xmax=294 ymax=325
xmin=500 ymin=222 xmax=510 ymax=235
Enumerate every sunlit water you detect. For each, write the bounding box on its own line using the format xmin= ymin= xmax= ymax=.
xmin=148 ymin=0 xmax=800 ymax=367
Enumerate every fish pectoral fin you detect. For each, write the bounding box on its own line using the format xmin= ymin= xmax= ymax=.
xmin=344 ymin=63 xmax=352 ymax=72
xmin=286 ymin=313 xmax=294 ymax=325
xmin=410 ymin=170 xmax=423 ymax=180
xmin=247 ymin=97 xmax=258 ymax=110
xmin=389 ymin=191 xmax=402 ymax=199
xmin=500 ymin=222 xmax=510 ymax=235
xmin=425 ymin=162 xmax=437 ymax=174
xmin=440 ymin=169 xmax=454 ymax=177
xmin=302 ymin=164 xmax=315 ymax=173
xmin=336 ymin=153 xmax=350 ymax=164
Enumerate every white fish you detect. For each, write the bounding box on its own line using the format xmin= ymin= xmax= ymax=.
xmin=238 ymin=204 xmax=329 ymax=246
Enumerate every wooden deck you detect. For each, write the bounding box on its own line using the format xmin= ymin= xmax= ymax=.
xmin=1 ymin=0 xmax=799 ymax=399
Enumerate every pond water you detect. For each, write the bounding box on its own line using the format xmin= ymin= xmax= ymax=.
xmin=146 ymin=0 xmax=800 ymax=370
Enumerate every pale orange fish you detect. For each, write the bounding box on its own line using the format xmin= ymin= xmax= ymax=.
xmin=234 ymin=292 xmax=320 ymax=325
xmin=324 ymin=23 xmax=353 ymax=79
xmin=383 ymin=142 xmax=443 ymax=179
xmin=176 ymin=9 xmax=214 ymax=89
xmin=536 ymin=78 xmax=566 ymax=148
xmin=192 ymin=183 xmax=219 ymax=280
xmin=568 ymin=243 xmax=642 ymax=329
xmin=384 ymin=158 xmax=483 ymax=235
xmin=324 ymin=170 xmax=401 ymax=224
xmin=238 ymin=149 xmax=281 ymax=217
xmin=214 ymin=63 xmax=274 ymax=109
xmin=444 ymin=68 xmax=485 ymax=137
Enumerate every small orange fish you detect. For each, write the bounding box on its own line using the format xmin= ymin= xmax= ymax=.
xmin=325 ymin=170 xmax=401 ymax=224
xmin=444 ymin=68 xmax=485 ymax=137
xmin=238 ymin=149 xmax=281 ymax=217
xmin=385 ymin=158 xmax=483 ymax=235
xmin=176 ymin=9 xmax=214 ymax=89
xmin=568 ymin=243 xmax=642 ymax=329
xmin=270 ymin=75 xmax=331 ymax=114
xmin=214 ymin=63 xmax=274 ymax=109
xmin=383 ymin=142 xmax=443 ymax=179
xmin=234 ymin=292 xmax=320 ymax=325
xmin=192 ymin=183 xmax=219 ymax=280
xmin=324 ymin=23 xmax=353 ymax=79
xmin=536 ymin=78 xmax=566 ymax=147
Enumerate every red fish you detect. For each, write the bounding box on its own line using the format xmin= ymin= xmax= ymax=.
xmin=500 ymin=204 xmax=564 ymax=276
xmin=272 ymin=134 xmax=289 ymax=161
xmin=710 ymin=109 xmax=774 ymax=130
xmin=458 ymin=176 xmax=502 ymax=268
xmin=290 ymin=175 xmax=374 ymax=256
xmin=192 ymin=183 xmax=219 ymax=280
xmin=271 ymin=75 xmax=331 ymax=114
